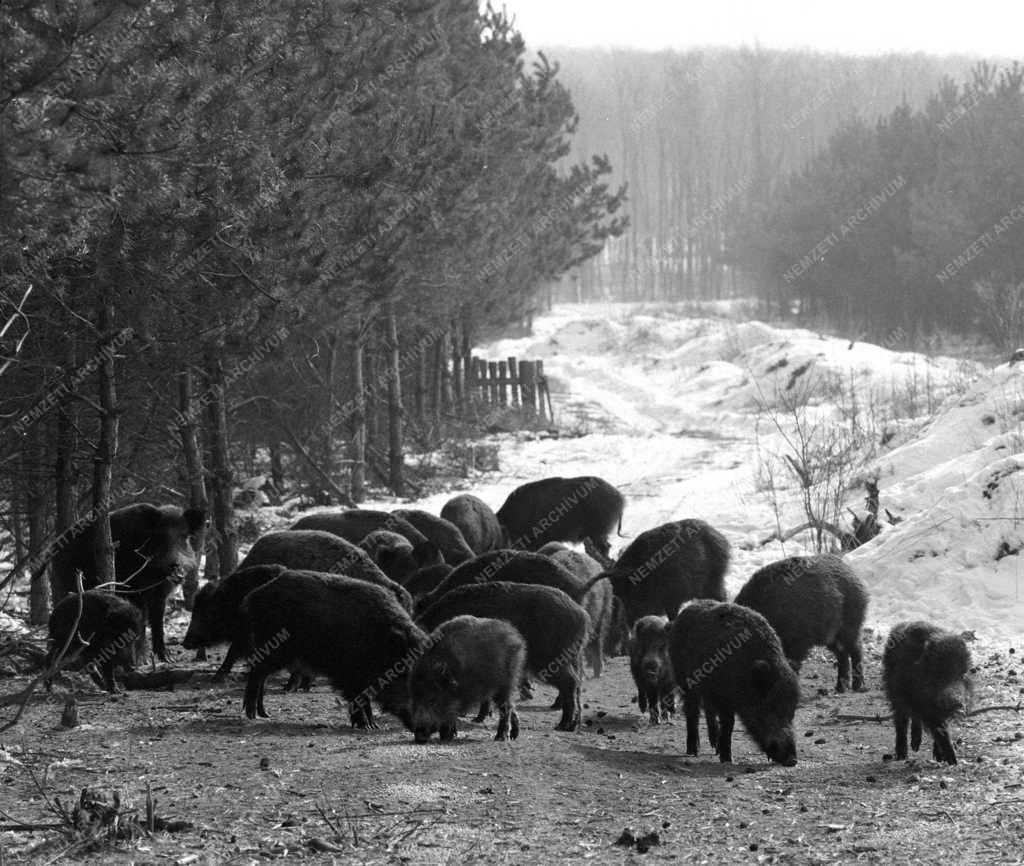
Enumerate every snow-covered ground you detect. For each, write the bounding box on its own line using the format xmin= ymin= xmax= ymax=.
xmin=459 ymin=302 xmax=1021 ymax=650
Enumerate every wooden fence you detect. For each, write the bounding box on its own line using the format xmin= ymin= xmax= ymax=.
xmin=456 ymin=355 xmax=553 ymax=423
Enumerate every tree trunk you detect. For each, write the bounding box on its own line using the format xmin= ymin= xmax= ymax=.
xmin=385 ymin=305 xmax=404 ymax=496
xmin=25 ymin=423 xmax=50 ymax=625
xmin=415 ymin=341 xmax=427 ymax=421
xmin=53 ymin=401 xmax=77 ymax=611
xmin=366 ymin=385 xmax=379 ymax=463
xmin=91 ymin=295 xmax=119 ymax=592
xmin=320 ymin=331 xmax=339 ymax=494
xmin=11 ymin=503 xmax=26 ymax=589
xmin=27 ymin=489 xmax=49 ymax=624
xmin=205 ymin=350 xmax=236 ymax=578
xmin=52 ymin=326 xmax=78 ymax=611
xmin=269 ymin=440 xmax=285 ymax=494
xmin=451 ymin=322 xmax=464 ymax=416
xmin=439 ymin=331 xmax=453 ymax=419
xmin=351 ymin=327 xmax=367 ymax=503
xmin=178 ymin=369 xmax=209 ymax=607
xmin=461 ymin=322 xmax=473 ymax=412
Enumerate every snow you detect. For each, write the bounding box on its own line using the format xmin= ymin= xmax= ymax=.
xmin=476 ymin=302 xmax=1022 ymax=649
xmin=849 ymin=365 xmax=1024 ymax=645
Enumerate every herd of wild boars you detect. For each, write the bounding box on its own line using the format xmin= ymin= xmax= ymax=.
xmin=46 ymin=474 xmax=975 ymax=766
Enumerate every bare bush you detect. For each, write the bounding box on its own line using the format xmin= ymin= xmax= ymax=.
xmin=753 ymin=371 xmax=872 ymax=553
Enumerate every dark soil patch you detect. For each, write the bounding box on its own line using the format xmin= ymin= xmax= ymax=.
xmin=2 ymin=636 xmax=1022 ymax=864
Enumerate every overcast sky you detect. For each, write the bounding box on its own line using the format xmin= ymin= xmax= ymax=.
xmin=500 ymin=0 xmax=1021 ymax=58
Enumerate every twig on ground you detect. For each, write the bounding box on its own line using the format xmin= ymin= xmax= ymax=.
xmin=315 ymin=802 xmax=342 ymax=840
xmin=754 ymin=520 xmax=851 ymax=548
xmin=965 ymin=704 xmax=1022 ymax=716
xmin=836 ymin=703 xmax=1020 ymax=722
xmin=0 ymin=821 xmax=65 ymax=831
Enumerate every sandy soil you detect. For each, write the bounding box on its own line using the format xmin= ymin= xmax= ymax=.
xmin=2 ymin=624 xmax=1022 ymax=865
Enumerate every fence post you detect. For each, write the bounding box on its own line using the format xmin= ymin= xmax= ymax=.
xmin=471 ymin=356 xmax=482 ymax=406
xmin=452 ymin=346 xmax=464 ymax=415
xmin=482 ymin=358 xmax=493 ymax=406
xmin=487 ymin=361 xmax=499 ymax=405
xmin=535 ymin=359 xmax=546 ymax=423
xmin=498 ymin=360 xmax=508 ymax=406
xmin=520 ymin=360 xmax=536 ymax=415
xmin=508 ymin=356 xmax=519 ymax=407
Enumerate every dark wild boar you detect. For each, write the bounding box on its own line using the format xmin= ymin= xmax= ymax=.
xmin=883 ymin=621 xmax=972 ymax=765
xmin=409 ymin=615 xmax=526 ymax=743
xmin=441 ymin=494 xmax=506 ymax=555
xmin=240 ymin=570 xmax=426 ymax=727
xmin=669 ymin=600 xmax=799 ymax=766
xmin=583 ymin=519 xmax=729 ymax=625
xmin=50 ymin=503 xmax=205 ymax=661
xmin=239 ymin=530 xmax=413 ymax=612
xmin=496 ymin=476 xmax=624 ymax=557
xmin=734 ymin=554 xmax=868 ymax=692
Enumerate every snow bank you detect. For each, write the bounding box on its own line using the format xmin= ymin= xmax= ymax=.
xmin=488 ymin=304 xmax=978 ymax=428
xmin=480 ymin=302 xmax=1020 ymax=647
xmin=849 ymin=364 xmax=1024 ymax=644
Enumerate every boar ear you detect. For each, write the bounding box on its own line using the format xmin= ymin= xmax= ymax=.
xmin=750 ymin=659 xmax=774 ymax=696
xmin=183 ymin=508 xmax=207 ymax=536
xmin=413 ymin=541 xmax=442 ymax=567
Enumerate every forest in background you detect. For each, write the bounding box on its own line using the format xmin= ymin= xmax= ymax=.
xmin=546 ymin=46 xmax=1024 ymax=348
xmin=0 ymin=0 xmax=626 ymax=621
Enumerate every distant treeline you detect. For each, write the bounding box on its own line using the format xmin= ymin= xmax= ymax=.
xmin=736 ymin=62 xmax=1024 ymax=346
xmin=543 ymin=46 xmax=1024 ymax=345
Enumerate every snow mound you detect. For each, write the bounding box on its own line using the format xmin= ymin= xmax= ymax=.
xmin=850 ymin=364 xmax=1024 ymax=644
xmin=531 ymin=318 xmax=625 ymax=355
xmin=660 ymin=320 xmax=780 ymax=365
xmin=488 ymin=306 xmax=978 ymax=425
xmin=869 ymin=364 xmax=1024 ymax=492
xmin=717 ymin=332 xmax=975 ymax=413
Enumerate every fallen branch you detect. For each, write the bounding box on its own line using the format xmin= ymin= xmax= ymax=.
xmin=0 ymin=636 xmax=48 ymax=664
xmin=315 ymin=801 xmax=342 ymax=840
xmin=836 ymin=703 xmax=1020 ymax=723
xmin=148 ymin=705 xmax=204 ymax=711
xmin=332 ymin=807 xmax=446 ymax=819
xmin=0 ymin=821 xmax=65 ymax=831
xmin=754 ymin=520 xmax=853 ymax=548
xmin=966 ymin=703 xmax=1022 ymax=717
xmin=308 ymin=837 xmax=347 ymax=853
